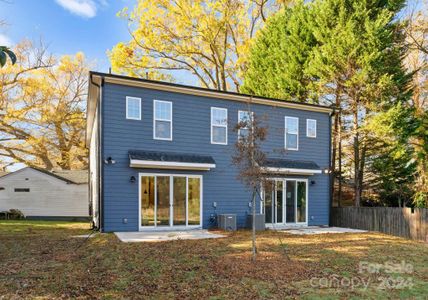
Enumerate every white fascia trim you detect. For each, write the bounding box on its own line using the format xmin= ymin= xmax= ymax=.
xmin=263 ymin=167 xmax=322 ymax=175
xmin=130 ymin=159 xmax=216 ymax=171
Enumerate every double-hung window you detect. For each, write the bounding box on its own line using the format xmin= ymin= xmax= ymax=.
xmin=306 ymin=119 xmax=317 ymax=138
xmin=285 ymin=117 xmax=299 ymax=150
xmin=153 ymin=100 xmax=172 ymax=140
xmin=126 ymin=96 xmax=141 ymax=120
xmin=238 ymin=110 xmax=253 ymax=140
xmin=211 ymin=107 xmax=228 ymax=145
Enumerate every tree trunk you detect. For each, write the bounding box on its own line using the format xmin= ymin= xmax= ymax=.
xmin=358 ymin=143 xmax=367 ymax=204
xmin=353 ymin=103 xmax=361 ymax=207
xmin=338 ymin=113 xmax=343 ymax=207
xmin=252 ymin=189 xmax=257 ymax=261
xmin=330 ymin=88 xmax=341 ymax=207
xmin=330 ymin=111 xmax=338 ymax=206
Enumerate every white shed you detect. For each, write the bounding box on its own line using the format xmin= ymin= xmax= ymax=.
xmin=0 ymin=167 xmax=89 ymax=220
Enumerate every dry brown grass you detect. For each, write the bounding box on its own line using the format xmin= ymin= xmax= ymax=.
xmin=0 ymin=220 xmax=427 ymax=299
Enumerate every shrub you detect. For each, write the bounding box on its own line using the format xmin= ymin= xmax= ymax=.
xmin=8 ymin=209 xmax=25 ymax=219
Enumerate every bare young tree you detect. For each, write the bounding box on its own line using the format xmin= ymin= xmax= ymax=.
xmin=232 ymin=100 xmax=268 ymax=261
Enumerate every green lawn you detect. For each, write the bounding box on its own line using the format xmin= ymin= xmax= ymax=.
xmin=0 ymin=220 xmax=427 ymax=299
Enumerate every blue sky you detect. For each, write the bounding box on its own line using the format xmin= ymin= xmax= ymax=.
xmin=0 ymin=0 xmax=134 ymax=72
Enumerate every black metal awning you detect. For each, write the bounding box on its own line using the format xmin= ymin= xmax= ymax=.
xmin=129 ymin=150 xmax=216 ymax=171
xmin=262 ymin=158 xmax=322 ymax=175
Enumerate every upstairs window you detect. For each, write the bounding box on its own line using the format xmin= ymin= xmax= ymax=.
xmin=285 ymin=117 xmax=299 ymax=150
xmin=211 ymin=107 xmax=228 ymax=145
xmin=307 ymin=119 xmax=317 ymax=138
xmin=238 ymin=110 xmax=253 ymax=140
xmin=126 ymin=96 xmax=141 ymax=120
xmin=154 ymin=100 xmax=172 ymax=140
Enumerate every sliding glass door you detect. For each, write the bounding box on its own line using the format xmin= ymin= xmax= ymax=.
xmin=297 ymin=181 xmax=307 ymax=223
xmin=173 ymin=177 xmax=186 ymax=226
xmin=286 ymin=181 xmax=296 ymax=223
xmin=157 ymin=176 xmax=170 ymax=226
xmin=140 ymin=174 xmax=202 ymax=229
xmin=188 ymin=178 xmax=201 ymax=225
xmin=263 ymin=179 xmax=307 ymax=225
xmin=140 ymin=176 xmax=155 ymax=226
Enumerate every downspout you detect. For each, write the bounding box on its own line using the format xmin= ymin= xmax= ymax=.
xmin=328 ymin=107 xmax=336 ymax=226
xmin=90 ymin=74 xmax=104 ymax=232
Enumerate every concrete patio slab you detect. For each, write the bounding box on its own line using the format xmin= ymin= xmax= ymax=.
xmin=283 ymin=226 xmax=367 ymax=235
xmin=115 ymin=230 xmax=225 ymax=243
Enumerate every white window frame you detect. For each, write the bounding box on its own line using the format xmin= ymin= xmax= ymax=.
xmin=138 ymin=173 xmax=203 ymax=231
xmin=260 ymin=178 xmax=308 ymax=226
xmin=126 ymin=96 xmax=141 ymax=120
xmin=285 ymin=116 xmax=299 ymax=151
xmin=238 ymin=110 xmax=253 ymax=140
xmin=153 ymin=100 xmax=173 ymax=141
xmin=210 ymin=107 xmax=228 ymax=145
xmin=306 ymin=119 xmax=317 ymax=138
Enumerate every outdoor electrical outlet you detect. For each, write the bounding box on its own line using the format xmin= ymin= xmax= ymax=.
xmin=213 ymin=202 xmax=217 ymax=208
xmin=123 ymin=218 xmax=128 ymax=224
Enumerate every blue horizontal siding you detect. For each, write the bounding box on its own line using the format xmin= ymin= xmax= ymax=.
xmin=101 ymin=83 xmax=331 ymax=232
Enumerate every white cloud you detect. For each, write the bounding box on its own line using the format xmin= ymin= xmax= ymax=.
xmin=0 ymin=34 xmax=13 ymax=47
xmin=55 ymin=0 xmax=98 ymax=18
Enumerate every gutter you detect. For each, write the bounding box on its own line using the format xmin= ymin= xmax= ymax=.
xmin=89 ymin=71 xmax=333 ymax=114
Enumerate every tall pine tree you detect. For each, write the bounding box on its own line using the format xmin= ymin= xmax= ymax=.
xmin=242 ymin=0 xmax=411 ymax=206
xmin=241 ymin=1 xmax=315 ymax=102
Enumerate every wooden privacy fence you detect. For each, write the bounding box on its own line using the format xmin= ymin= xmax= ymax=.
xmin=331 ymin=207 xmax=428 ymax=242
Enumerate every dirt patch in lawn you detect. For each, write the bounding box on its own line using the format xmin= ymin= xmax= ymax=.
xmin=0 ymin=221 xmax=427 ymax=299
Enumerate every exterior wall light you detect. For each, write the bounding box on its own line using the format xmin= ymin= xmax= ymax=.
xmin=104 ymin=157 xmax=116 ymax=165
xmin=311 ymin=180 xmax=316 ymax=185
xmin=130 ymin=176 xmax=136 ymax=183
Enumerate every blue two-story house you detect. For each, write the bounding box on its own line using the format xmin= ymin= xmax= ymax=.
xmin=87 ymin=72 xmax=334 ymax=232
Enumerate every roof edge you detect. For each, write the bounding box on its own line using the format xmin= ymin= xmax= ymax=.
xmin=90 ymin=71 xmax=334 ymax=112
xmin=0 ymin=167 xmax=83 ymax=185
xmin=86 ymin=71 xmax=335 ymax=145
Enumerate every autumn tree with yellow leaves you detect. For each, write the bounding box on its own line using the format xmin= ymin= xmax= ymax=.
xmin=0 ymin=41 xmax=89 ymax=171
xmin=109 ymin=0 xmax=291 ymax=91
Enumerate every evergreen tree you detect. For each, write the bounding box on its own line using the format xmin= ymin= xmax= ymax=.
xmin=241 ymin=1 xmax=315 ymax=102
xmin=242 ymin=0 xmax=411 ymax=206
xmin=364 ymin=104 xmax=416 ymax=207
